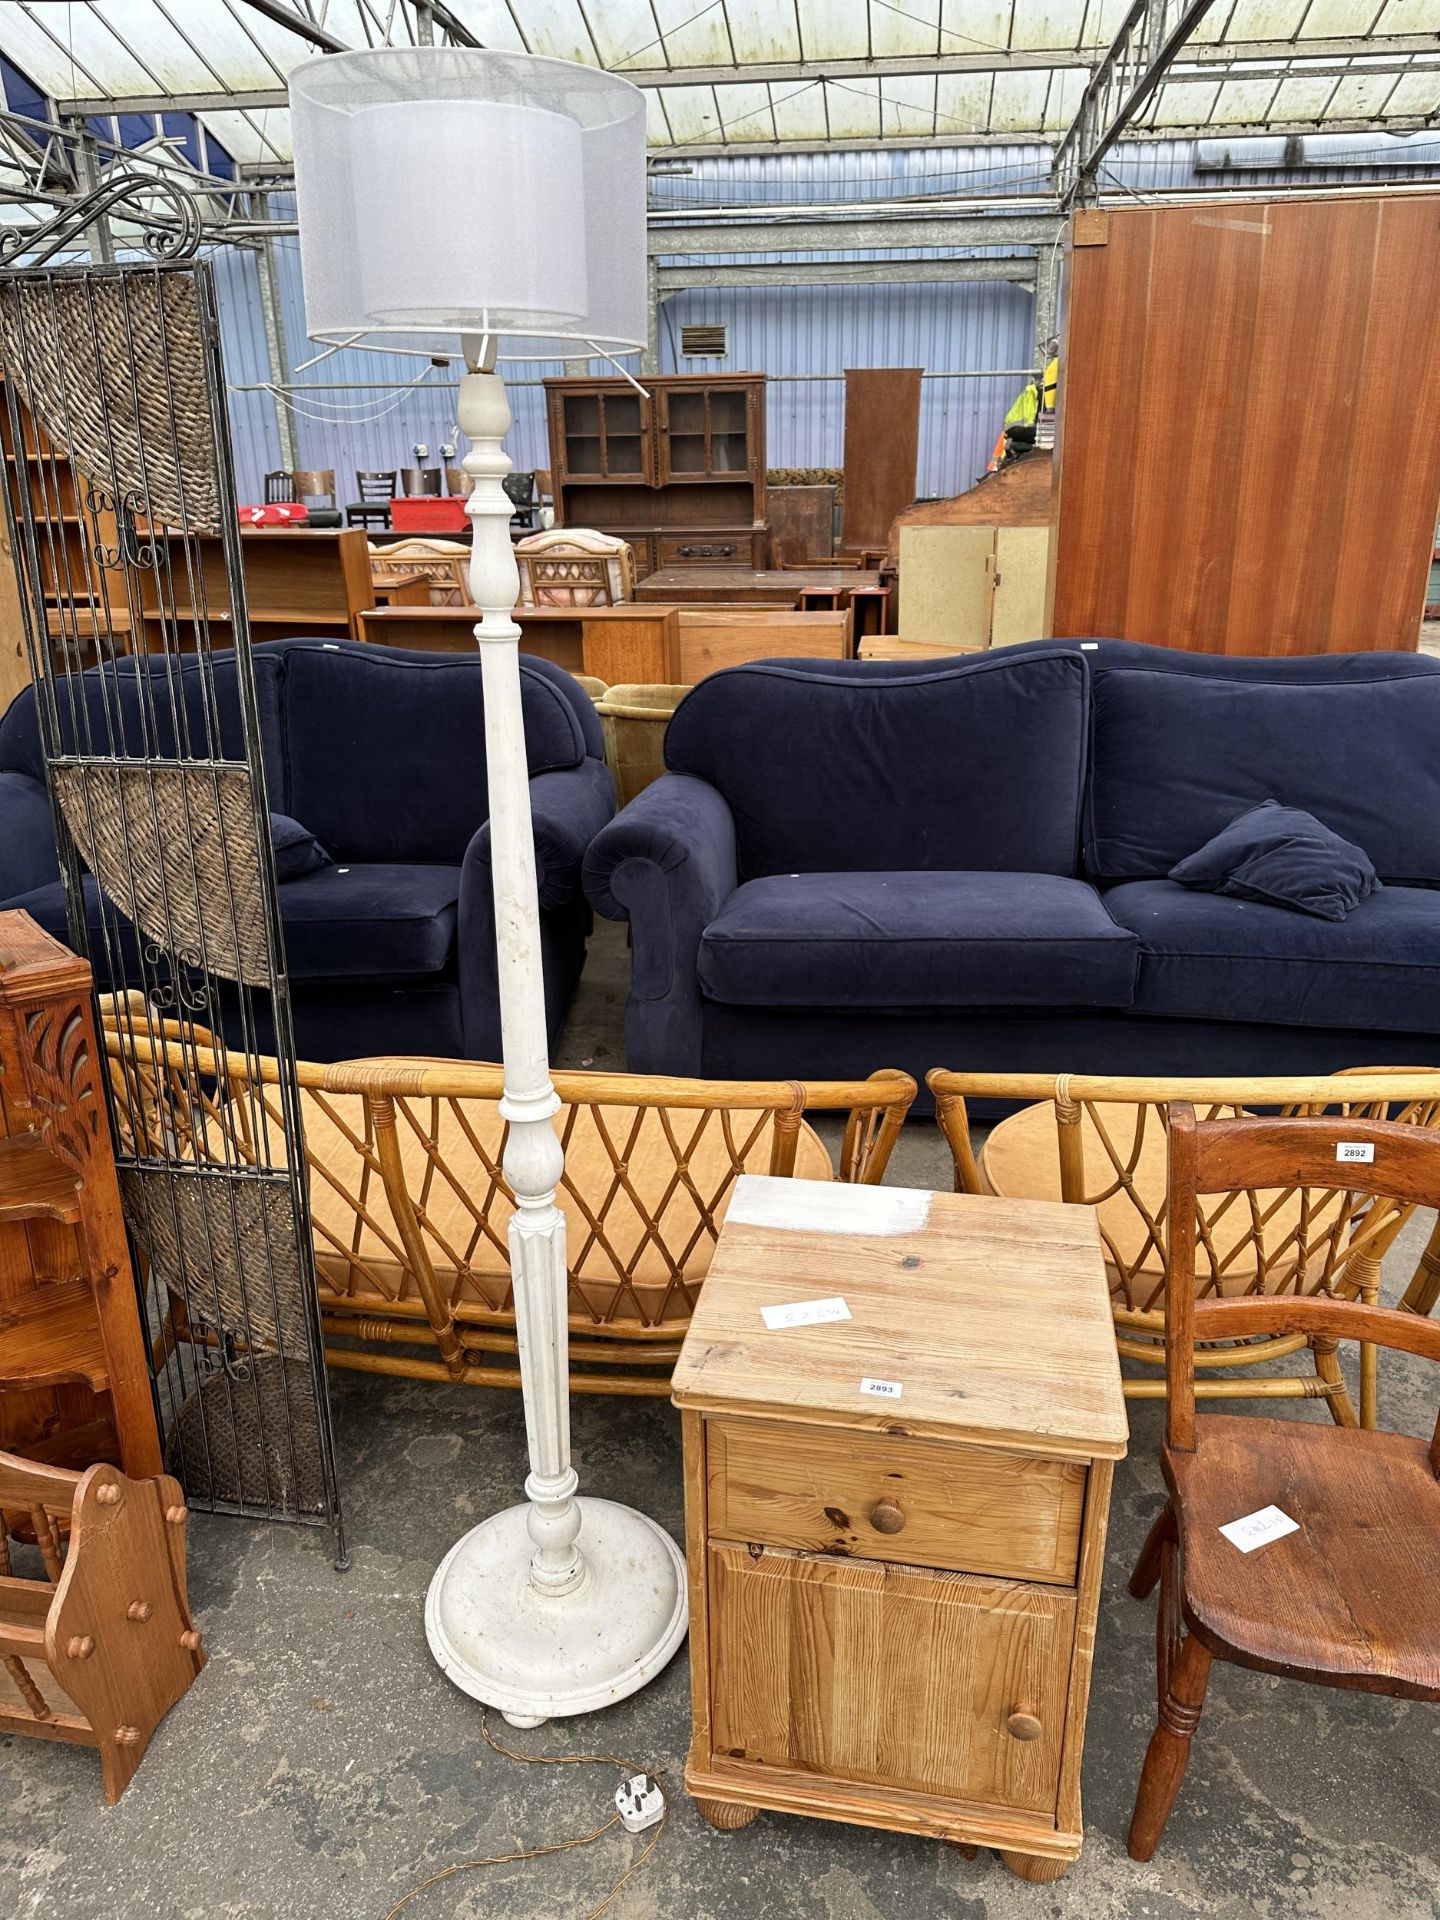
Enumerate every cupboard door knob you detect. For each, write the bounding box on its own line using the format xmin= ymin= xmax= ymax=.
xmin=1006 ymin=1706 xmax=1043 ymax=1742
xmin=868 ymin=1498 xmax=906 ymax=1535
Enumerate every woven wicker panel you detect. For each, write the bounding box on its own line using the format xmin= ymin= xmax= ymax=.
xmin=120 ymin=1165 xmax=311 ymax=1355
xmin=0 ymin=272 xmax=221 ymax=529
xmin=168 ymin=1356 xmax=327 ymax=1515
xmin=51 ymin=762 xmax=269 ymax=985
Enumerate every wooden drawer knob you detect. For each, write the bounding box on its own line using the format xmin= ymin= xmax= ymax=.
xmin=1006 ymin=1706 xmax=1044 ymax=1742
xmin=868 ymin=1498 xmax=906 ymax=1535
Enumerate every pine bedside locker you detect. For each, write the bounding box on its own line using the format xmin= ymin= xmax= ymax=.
xmin=671 ymin=1176 xmax=1127 ymax=1882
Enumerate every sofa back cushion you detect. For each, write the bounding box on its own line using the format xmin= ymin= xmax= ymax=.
xmin=1085 ymin=642 xmax=1440 ymax=886
xmin=0 ymin=650 xmax=287 ymax=798
xmin=279 ymin=640 xmax=587 ymax=863
xmin=663 ymin=649 xmax=1090 ymax=878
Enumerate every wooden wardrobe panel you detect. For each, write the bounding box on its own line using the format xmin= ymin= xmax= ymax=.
xmin=842 ymin=369 xmax=922 ymax=552
xmin=1050 ymin=197 xmax=1440 ymax=654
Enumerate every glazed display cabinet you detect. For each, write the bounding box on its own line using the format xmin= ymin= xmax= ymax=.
xmin=544 ymin=373 xmax=767 ymax=578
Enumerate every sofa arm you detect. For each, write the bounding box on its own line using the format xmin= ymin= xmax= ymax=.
xmin=458 ymin=756 xmax=616 ymax=1058
xmin=582 ymin=774 xmax=738 ymax=1076
xmin=462 ymin=757 xmax=617 ymax=914
xmin=0 ymin=771 xmax=60 ymax=902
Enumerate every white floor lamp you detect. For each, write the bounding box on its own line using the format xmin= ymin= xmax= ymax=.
xmin=290 ymin=49 xmax=686 ymax=1726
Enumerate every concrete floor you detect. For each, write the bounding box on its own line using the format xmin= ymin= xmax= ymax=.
xmin=5 ymin=920 xmax=1439 ymax=1920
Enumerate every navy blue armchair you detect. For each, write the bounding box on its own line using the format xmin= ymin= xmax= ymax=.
xmin=584 ymin=642 xmax=1440 ymax=1099
xmin=0 ymin=637 xmax=614 ymax=1061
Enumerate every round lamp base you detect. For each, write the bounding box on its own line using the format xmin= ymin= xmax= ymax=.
xmin=425 ymin=1496 xmax=688 ymax=1727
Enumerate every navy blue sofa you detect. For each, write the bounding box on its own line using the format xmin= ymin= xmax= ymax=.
xmin=0 ymin=637 xmax=614 ymax=1061
xmin=583 ymin=639 xmax=1440 ymax=1096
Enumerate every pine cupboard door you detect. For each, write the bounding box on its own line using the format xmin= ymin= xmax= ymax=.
xmin=708 ymin=1546 xmax=1074 ymax=1815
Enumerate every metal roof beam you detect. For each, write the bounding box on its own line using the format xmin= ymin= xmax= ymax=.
xmin=1053 ymin=0 xmax=1218 ymax=208
xmin=649 ymin=213 xmax=1063 ymax=254
xmin=657 ymin=257 xmax=1037 ymax=291
xmin=614 ymin=36 xmax=1439 ymax=85
xmin=234 ymin=0 xmax=351 ymax=53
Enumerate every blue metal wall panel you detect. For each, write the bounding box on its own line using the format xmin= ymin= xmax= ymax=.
xmin=215 ymin=140 xmax=1437 ymax=506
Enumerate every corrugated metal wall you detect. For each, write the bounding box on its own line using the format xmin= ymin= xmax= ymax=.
xmin=214 ymin=138 xmax=1437 ymax=506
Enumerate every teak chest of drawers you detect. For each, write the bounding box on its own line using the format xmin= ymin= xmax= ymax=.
xmin=671 ymin=1176 xmax=1127 ymax=1882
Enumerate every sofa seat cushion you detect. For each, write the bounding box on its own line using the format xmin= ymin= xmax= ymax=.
xmin=698 ymin=871 xmax=1139 ymax=1010
xmin=1106 ymin=879 xmax=1440 ymax=1033
xmin=278 ymin=864 xmax=460 ymax=980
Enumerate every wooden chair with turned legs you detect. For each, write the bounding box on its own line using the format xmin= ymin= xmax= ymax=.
xmin=1127 ymin=1105 xmax=1440 ymax=1861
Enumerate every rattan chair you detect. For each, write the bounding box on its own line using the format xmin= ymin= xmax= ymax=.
xmin=367 ymin=537 xmax=472 ymax=607
xmin=105 ymin=1018 xmax=915 ymax=1396
xmin=928 ymin=1068 xmax=1440 ymax=1428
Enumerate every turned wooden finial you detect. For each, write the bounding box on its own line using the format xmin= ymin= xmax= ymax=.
xmin=126 ymin=1600 xmax=153 ymax=1623
xmin=66 ymin=1635 xmax=96 ymax=1661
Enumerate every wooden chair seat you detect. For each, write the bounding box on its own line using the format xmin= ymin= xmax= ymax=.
xmin=981 ymin=1100 xmax=1339 ymax=1297
xmin=1166 ymin=1416 xmax=1440 ymax=1698
xmin=302 ymin=1090 xmax=834 ymax=1328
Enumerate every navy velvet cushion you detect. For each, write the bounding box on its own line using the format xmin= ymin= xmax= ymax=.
xmin=1105 ymin=878 xmax=1440 ymax=1034
xmin=664 ymin=649 xmax=1090 ymax=880
xmin=1169 ymin=801 xmax=1380 ymax=922
xmin=0 ymin=651 xmax=288 ymax=800
xmin=697 ymin=870 xmax=1139 ymax=1010
xmin=1084 ymin=644 xmax=1440 ymax=885
xmin=279 ymin=640 xmax=587 ymax=864
xmin=0 ymin=770 xmax=60 ymax=900
xmin=276 ymin=863 xmax=460 ymax=979
xmin=270 ymin=812 xmax=332 ymax=882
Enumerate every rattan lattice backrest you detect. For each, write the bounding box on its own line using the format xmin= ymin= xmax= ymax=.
xmin=930 ymin=1069 xmax=1440 ymax=1314
xmin=105 ymin=1026 xmax=915 ymax=1336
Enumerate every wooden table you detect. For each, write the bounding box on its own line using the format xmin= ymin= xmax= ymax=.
xmin=634 ymin=566 xmax=880 ymax=606
xmin=671 ymin=1176 xmax=1126 ymax=1881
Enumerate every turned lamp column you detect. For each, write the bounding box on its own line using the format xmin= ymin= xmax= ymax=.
xmin=459 ymin=350 xmax=584 ymax=1606
xmin=289 ymin=43 xmax=684 ymax=1729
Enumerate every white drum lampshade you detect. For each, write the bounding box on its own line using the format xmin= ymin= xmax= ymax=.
xmin=289 ymin=47 xmax=647 ymax=357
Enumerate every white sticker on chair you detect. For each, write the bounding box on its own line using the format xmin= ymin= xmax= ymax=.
xmin=859 ymin=1377 xmax=903 ymax=1400
xmin=1218 ymin=1505 xmax=1299 ymax=1552
xmin=760 ymin=1297 xmax=851 ymax=1331
xmin=729 ymin=1173 xmax=931 ymax=1236
xmin=1336 ymin=1141 xmax=1375 ymax=1163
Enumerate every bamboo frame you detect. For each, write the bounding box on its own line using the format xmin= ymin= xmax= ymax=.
xmin=928 ymin=1068 xmax=1440 ymax=1428
xmin=104 ymin=1012 xmax=915 ymax=1396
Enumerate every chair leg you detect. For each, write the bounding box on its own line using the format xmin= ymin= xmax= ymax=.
xmin=1127 ymin=1632 xmax=1213 ymax=1862
xmin=1128 ymin=1503 xmax=1177 ymax=1600
xmin=1311 ymin=1333 xmax=1359 ymax=1428
xmin=1400 ymin=1214 xmax=1440 ymax=1317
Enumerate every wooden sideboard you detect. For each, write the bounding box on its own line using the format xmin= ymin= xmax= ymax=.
xmin=672 ymin=1176 xmax=1126 ymax=1881
xmin=356 ymin=602 xmax=851 ymax=684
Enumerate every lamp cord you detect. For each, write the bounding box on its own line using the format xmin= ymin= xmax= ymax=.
xmin=381 ymin=1711 xmax=669 ymax=1920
